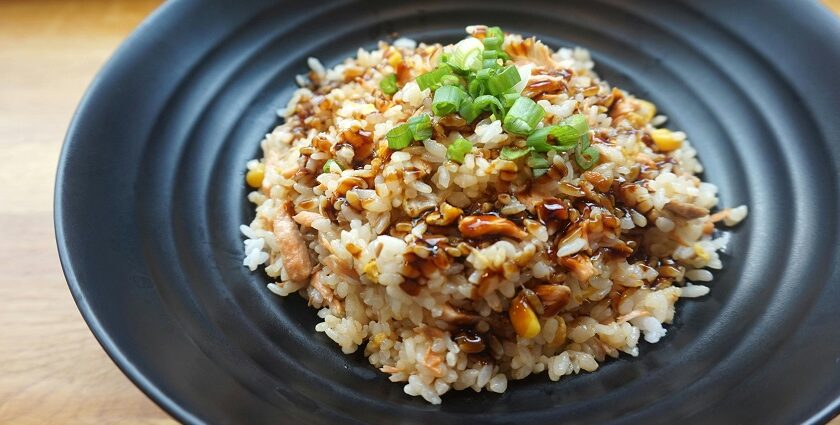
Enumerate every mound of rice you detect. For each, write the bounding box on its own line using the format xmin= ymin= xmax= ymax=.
xmin=241 ymin=26 xmax=747 ymax=404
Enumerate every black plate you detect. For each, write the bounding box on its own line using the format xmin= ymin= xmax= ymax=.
xmin=56 ymin=0 xmax=840 ymax=423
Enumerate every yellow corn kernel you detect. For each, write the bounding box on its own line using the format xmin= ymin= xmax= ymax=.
xmin=651 ymin=128 xmax=682 ymax=152
xmin=370 ymin=332 xmax=386 ymax=346
xmin=693 ymin=244 xmax=710 ymax=262
xmin=388 ymin=50 xmax=403 ymax=68
xmin=363 ymin=260 xmax=380 ymax=283
xmin=509 ymin=295 xmax=541 ymax=339
xmin=245 ymin=164 xmax=265 ymax=188
xmin=636 ymin=99 xmax=657 ymax=123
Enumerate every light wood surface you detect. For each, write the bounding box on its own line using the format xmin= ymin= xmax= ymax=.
xmin=1 ymin=1 xmax=839 ymax=424
xmin=0 ymin=1 xmax=173 ymax=424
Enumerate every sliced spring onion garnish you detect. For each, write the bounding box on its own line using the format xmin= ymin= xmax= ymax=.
xmin=458 ymin=97 xmax=479 ymax=123
xmin=446 ymin=138 xmax=473 ymax=163
xmin=407 ymin=114 xmax=433 ymax=141
xmin=446 ymin=37 xmax=484 ymax=71
xmin=561 ymin=113 xmax=589 ymax=136
xmin=532 ymin=167 xmax=549 ymax=177
xmin=503 ymin=97 xmax=545 ymax=135
xmin=467 ymin=79 xmax=484 ymax=98
xmin=500 ymin=146 xmax=532 ymax=160
xmin=483 ymin=26 xmax=504 ymax=51
xmin=483 ymin=58 xmax=500 ymax=69
xmin=501 ymin=92 xmax=520 ymax=108
xmin=526 ymin=152 xmax=551 ymax=169
xmin=575 ymin=144 xmax=600 ymax=170
xmin=487 ymin=66 xmax=521 ymax=95
xmin=526 ymin=124 xmax=579 ymax=152
xmin=416 ymin=64 xmax=453 ymax=91
xmin=386 ymin=124 xmax=413 ymax=150
xmin=322 ymin=159 xmax=342 ymax=173
xmin=379 ymin=73 xmax=398 ymax=95
xmin=473 ymin=95 xmax=506 ymax=120
xmin=440 ymin=74 xmax=461 ymax=86
xmin=432 ymin=85 xmax=467 ymax=116
xmin=475 ymin=68 xmax=493 ymax=80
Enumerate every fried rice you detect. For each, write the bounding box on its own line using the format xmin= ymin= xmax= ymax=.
xmin=240 ymin=26 xmax=747 ymax=404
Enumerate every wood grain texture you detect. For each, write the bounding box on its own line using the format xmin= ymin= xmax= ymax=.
xmin=0 ymin=1 xmax=174 ymax=423
xmin=0 ymin=0 xmax=838 ymax=423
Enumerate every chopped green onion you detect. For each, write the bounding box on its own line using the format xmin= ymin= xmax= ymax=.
xmin=575 ymin=144 xmax=600 ymax=170
xmin=446 ymin=37 xmax=484 ymax=71
xmin=380 ymin=73 xmax=398 ymax=95
xmin=440 ymin=74 xmax=461 ymax=86
xmin=475 ymin=68 xmax=493 ymax=80
xmin=525 ymin=127 xmax=555 ymax=153
xmin=483 ymin=37 xmax=502 ymax=51
xmin=483 ymin=58 xmax=500 ymax=69
xmin=550 ymin=125 xmax=581 ymax=149
xmin=323 ymin=159 xmax=342 ymax=173
xmin=500 ymin=146 xmax=532 ymax=160
xmin=527 ymin=152 xmax=551 ymax=169
xmin=458 ymin=97 xmax=480 ymax=123
xmin=482 ymin=50 xmax=499 ymax=59
xmin=487 ymin=66 xmax=521 ymax=95
xmin=416 ymin=64 xmax=453 ymax=91
xmin=473 ymin=95 xmax=506 ymax=119
xmin=486 ymin=26 xmax=504 ymax=41
xmin=503 ymin=97 xmax=544 ymax=135
xmin=446 ymin=138 xmax=473 ymax=163
xmin=386 ymin=124 xmax=413 ymax=150
xmin=501 ymin=92 xmax=520 ymax=108
xmin=484 ymin=27 xmax=504 ymax=50
xmin=407 ymin=114 xmax=433 ymax=141
xmin=560 ymin=114 xmax=589 ymax=136
xmin=468 ymin=79 xmax=486 ymax=98
xmin=532 ymin=167 xmax=549 ymax=177
xmin=526 ymin=124 xmax=579 ymax=152
xmin=432 ymin=86 xmax=467 ymax=116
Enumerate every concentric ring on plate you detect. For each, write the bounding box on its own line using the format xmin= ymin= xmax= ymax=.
xmin=56 ymin=0 xmax=840 ymax=423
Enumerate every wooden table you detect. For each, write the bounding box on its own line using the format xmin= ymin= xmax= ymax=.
xmin=1 ymin=1 xmax=839 ymax=423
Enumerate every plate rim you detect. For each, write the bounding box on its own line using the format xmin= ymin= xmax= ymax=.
xmin=54 ymin=0 xmax=840 ymax=423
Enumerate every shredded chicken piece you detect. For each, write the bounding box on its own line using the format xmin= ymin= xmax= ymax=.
xmin=272 ymin=201 xmax=312 ymax=281
xmin=310 ymin=269 xmax=343 ymax=315
xmin=293 ymin=211 xmax=323 ymax=227
xmin=665 ymin=201 xmax=709 ymax=219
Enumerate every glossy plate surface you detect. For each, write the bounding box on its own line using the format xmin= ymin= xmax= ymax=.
xmin=56 ymin=0 xmax=840 ymax=423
